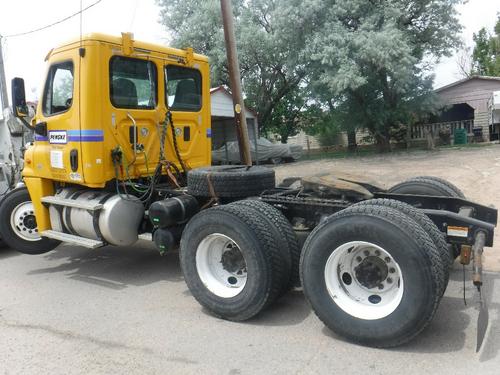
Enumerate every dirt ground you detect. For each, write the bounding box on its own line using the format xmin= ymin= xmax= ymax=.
xmin=274 ymin=144 xmax=500 ymax=271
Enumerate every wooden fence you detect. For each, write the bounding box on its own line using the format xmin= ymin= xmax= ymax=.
xmin=410 ymin=120 xmax=474 ymax=140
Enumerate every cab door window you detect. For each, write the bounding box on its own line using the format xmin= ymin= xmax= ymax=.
xmin=165 ymin=65 xmax=202 ymax=111
xmin=42 ymin=61 xmax=74 ymax=116
xmin=110 ymin=56 xmax=157 ymax=109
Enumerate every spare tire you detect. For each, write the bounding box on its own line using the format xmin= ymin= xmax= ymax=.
xmin=411 ymin=176 xmax=465 ymax=198
xmin=388 ymin=176 xmax=461 ymax=197
xmin=187 ymin=166 xmax=275 ymax=198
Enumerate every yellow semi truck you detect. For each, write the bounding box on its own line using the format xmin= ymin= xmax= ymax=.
xmin=0 ymin=33 xmax=497 ymax=349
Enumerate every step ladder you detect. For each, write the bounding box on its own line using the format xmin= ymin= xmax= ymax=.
xmin=41 ymin=196 xmax=103 ymax=211
xmin=40 ymin=195 xmax=104 ymax=249
xmin=42 ymin=230 xmax=103 ymax=249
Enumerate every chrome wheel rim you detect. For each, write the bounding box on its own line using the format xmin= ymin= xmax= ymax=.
xmin=10 ymin=201 xmax=41 ymax=242
xmin=196 ymin=233 xmax=247 ymax=298
xmin=324 ymin=241 xmax=404 ymax=320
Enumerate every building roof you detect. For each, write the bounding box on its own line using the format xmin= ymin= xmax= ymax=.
xmin=210 ymin=85 xmax=259 ymax=117
xmin=435 ymin=75 xmax=500 ymax=93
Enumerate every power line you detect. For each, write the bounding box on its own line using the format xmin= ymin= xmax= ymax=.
xmin=1 ymin=0 xmax=103 ymax=38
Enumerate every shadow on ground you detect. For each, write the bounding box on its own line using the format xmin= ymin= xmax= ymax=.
xmin=205 ymin=289 xmax=314 ymax=327
xmin=0 ymin=247 xmax=21 ymax=260
xmin=27 ymin=241 xmax=183 ymax=289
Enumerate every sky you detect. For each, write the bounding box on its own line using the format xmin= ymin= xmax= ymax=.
xmin=433 ymin=0 xmax=500 ymax=88
xmin=0 ymin=0 xmax=499 ymax=108
xmin=0 ymin=0 xmax=167 ymax=106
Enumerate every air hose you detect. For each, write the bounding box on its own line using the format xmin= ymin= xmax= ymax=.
xmin=166 ymin=111 xmax=188 ymax=183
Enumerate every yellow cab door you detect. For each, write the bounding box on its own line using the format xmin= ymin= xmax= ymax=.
xmin=94 ymin=49 xmax=161 ymax=184
xmin=32 ymin=49 xmax=82 ymax=183
xmin=164 ymin=63 xmax=211 ymax=171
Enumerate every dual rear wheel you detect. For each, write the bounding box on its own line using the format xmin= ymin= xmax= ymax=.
xmin=180 ymin=200 xmax=298 ymax=321
xmin=300 ymin=202 xmax=445 ymax=347
xmin=181 ymin=176 xmax=464 ymax=348
xmin=300 ymin=176 xmax=464 ymax=347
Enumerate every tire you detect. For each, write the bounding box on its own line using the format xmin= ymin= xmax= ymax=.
xmin=179 ymin=204 xmax=289 ymax=321
xmin=231 ymin=199 xmax=300 ymax=288
xmin=300 ymin=204 xmax=443 ymax=348
xmin=0 ymin=187 xmax=60 ymax=254
xmin=388 ymin=177 xmax=459 ymax=197
xmin=187 ymin=165 xmax=275 ymax=198
xmin=389 ymin=176 xmax=464 ymax=259
xmin=354 ymin=199 xmax=451 ymax=295
xmin=411 ymin=176 xmax=465 ymax=198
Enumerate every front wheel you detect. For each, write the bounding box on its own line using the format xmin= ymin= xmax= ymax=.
xmin=300 ymin=204 xmax=443 ymax=348
xmin=0 ymin=188 xmax=60 ymax=254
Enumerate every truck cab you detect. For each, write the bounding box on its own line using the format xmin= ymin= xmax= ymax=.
xmin=18 ymin=33 xmax=211 ymax=235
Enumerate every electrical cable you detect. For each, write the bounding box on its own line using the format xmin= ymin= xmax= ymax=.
xmin=113 ymin=147 xmax=163 ymax=205
xmin=2 ymin=0 xmax=103 ymax=38
xmin=166 ymin=111 xmax=188 ymax=183
xmin=113 ymin=112 xmax=186 ymax=206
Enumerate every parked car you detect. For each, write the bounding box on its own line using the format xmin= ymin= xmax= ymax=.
xmin=212 ymin=137 xmax=303 ymax=164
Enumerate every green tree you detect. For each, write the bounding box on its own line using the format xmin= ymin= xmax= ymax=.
xmin=278 ymin=0 xmax=462 ymax=152
xmin=472 ymin=15 xmax=500 ymax=76
xmin=157 ymin=0 xmax=463 ymax=152
xmin=157 ymin=0 xmax=307 ymax=138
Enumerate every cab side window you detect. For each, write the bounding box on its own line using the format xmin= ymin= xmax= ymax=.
xmin=165 ymin=65 xmax=202 ymax=112
xmin=42 ymin=61 xmax=74 ymax=116
xmin=110 ymin=56 xmax=157 ymax=109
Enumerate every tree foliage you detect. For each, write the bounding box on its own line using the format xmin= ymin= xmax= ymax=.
xmin=279 ymin=0 xmax=462 ymax=151
xmin=157 ymin=0 xmax=463 ymax=151
xmin=472 ymin=15 xmax=500 ymax=76
xmin=157 ymin=0 xmax=307 ymax=136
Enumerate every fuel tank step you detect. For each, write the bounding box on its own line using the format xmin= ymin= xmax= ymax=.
xmin=41 ymin=230 xmax=104 ymax=249
xmin=41 ymin=196 xmax=103 ymax=211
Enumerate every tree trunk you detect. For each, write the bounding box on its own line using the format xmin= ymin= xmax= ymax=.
xmin=347 ymin=130 xmax=357 ymax=152
xmin=375 ymin=133 xmax=391 ymax=153
xmin=424 ymin=126 xmax=435 ymax=150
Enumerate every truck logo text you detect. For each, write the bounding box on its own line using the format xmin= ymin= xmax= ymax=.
xmin=49 ymin=131 xmax=68 ymax=144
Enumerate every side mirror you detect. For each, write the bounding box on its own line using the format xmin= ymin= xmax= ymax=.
xmin=11 ymin=77 xmax=28 ymax=118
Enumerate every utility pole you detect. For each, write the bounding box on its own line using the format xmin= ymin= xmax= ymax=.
xmin=0 ymin=35 xmax=9 ymax=111
xmin=220 ymin=0 xmax=252 ymax=166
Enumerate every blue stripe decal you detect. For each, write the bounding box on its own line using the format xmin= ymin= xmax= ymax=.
xmin=67 ymin=130 xmax=104 ymax=136
xmin=35 ymin=130 xmax=104 ymax=143
xmin=35 ymin=135 xmax=48 ymax=141
xmin=70 ymin=130 xmax=104 ymax=141
xmin=207 ymin=128 xmax=212 ymax=138
xmin=68 ymin=136 xmax=104 ymax=142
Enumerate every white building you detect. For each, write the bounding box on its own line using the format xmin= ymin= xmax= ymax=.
xmin=210 ymin=86 xmax=259 ymax=149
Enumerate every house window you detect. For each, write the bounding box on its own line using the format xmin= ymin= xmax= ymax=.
xmin=42 ymin=61 xmax=74 ymax=116
xmin=110 ymin=56 xmax=157 ymax=109
xmin=165 ymin=65 xmax=202 ymax=112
